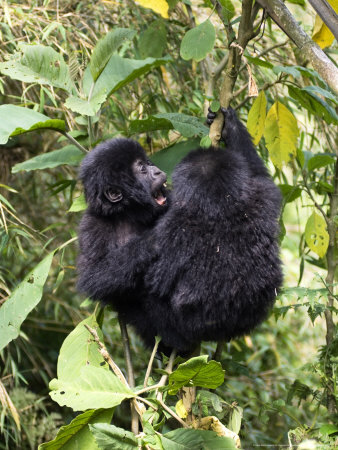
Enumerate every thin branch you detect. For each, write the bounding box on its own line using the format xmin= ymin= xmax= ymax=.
xmin=84 ymin=324 xmax=128 ymax=385
xmin=157 ymin=397 xmax=190 ymax=428
xmin=62 ymin=131 xmax=88 ymax=153
xmin=308 ymin=0 xmax=338 ymax=41
xmin=144 ymin=338 xmax=161 ymax=388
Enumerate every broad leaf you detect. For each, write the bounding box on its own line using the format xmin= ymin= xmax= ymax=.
xmin=168 ymin=355 xmax=225 ymax=394
xmin=312 ymin=0 xmax=338 ymax=48
xmin=49 ymin=365 xmax=135 ymax=411
xmin=150 ymin=138 xmax=200 ymax=178
xmin=90 ymin=423 xmax=138 ymax=449
xmin=65 ymin=92 xmax=107 ymax=116
xmin=88 ymin=55 xmax=171 ymax=100
xmin=305 ymin=211 xmax=329 ymax=258
xmin=90 ymin=28 xmax=137 ymax=80
xmin=247 ymin=91 xmax=267 ymax=145
xmin=219 ymin=0 xmax=235 ymax=22
xmin=279 ymin=184 xmax=302 ymax=203
xmin=12 ymin=146 xmax=84 ymax=173
xmin=39 ymin=409 xmax=114 ymax=450
xmin=136 ymin=0 xmax=169 ymax=18
xmin=57 ymin=314 xmax=108 ymax=381
xmin=139 ymin=20 xmax=167 ymax=59
xmin=161 ymin=429 xmax=236 ymax=449
xmin=180 ymin=20 xmax=216 ymax=62
xmin=69 ymin=193 xmax=87 ymax=212
xmin=129 ymin=116 xmax=173 ymax=135
xmin=307 ymin=154 xmax=334 ymax=172
xmin=0 ymin=252 xmax=54 ymax=351
xmin=0 ymin=105 xmax=65 ymax=145
xmin=155 ymin=113 xmax=209 ymax=137
xmin=264 ymin=101 xmax=299 ymax=168
xmin=0 ymin=44 xmax=74 ymax=92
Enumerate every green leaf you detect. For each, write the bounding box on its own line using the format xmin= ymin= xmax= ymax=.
xmin=180 ymin=20 xmax=216 ymax=62
xmin=129 ymin=116 xmax=173 ymax=134
xmin=161 ymin=429 xmax=236 ymax=449
xmin=307 ymin=154 xmax=334 ymax=172
xmin=12 ymin=146 xmax=84 ymax=173
xmin=272 ymin=65 xmax=301 ymax=78
xmin=302 ymin=85 xmax=337 ymax=104
xmin=65 ymin=91 xmax=107 ymax=117
xmin=49 ymin=365 xmax=135 ymax=411
xmin=57 ymin=314 xmax=108 ymax=382
xmin=0 ymin=44 xmax=74 ymax=92
xmin=247 ymin=91 xmax=267 ymax=145
xmin=39 ymin=409 xmax=114 ymax=450
xmin=209 ymin=100 xmax=220 ymax=112
xmin=0 ymin=105 xmax=65 ymax=145
xmin=168 ymin=355 xmax=225 ymax=394
xmin=69 ymin=193 xmax=87 ymax=212
xmin=264 ymin=101 xmax=299 ymax=168
xmin=155 ymin=113 xmax=209 ymax=137
xmin=139 ymin=20 xmax=167 ymax=59
xmin=279 ymin=184 xmax=302 ymax=203
xmin=245 ymin=55 xmax=273 ymax=69
xmin=89 ymin=55 xmax=172 ymax=99
xmin=305 ymin=211 xmax=329 ymax=258
xmin=0 ymin=252 xmax=54 ymax=351
xmin=90 ymin=424 xmax=138 ymax=449
xmin=228 ymin=406 xmax=243 ymax=434
xmin=90 ymin=28 xmax=137 ymax=81
xmin=219 ymin=0 xmax=235 ymax=22
xmin=150 ymin=138 xmax=200 ymax=179
xmin=319 ymin=424 xmax=338 ymax=436
xmin=200 ymin=135 xmax=212 ymax=148
xmin=288 ymin=85 xmax=338 ymax=125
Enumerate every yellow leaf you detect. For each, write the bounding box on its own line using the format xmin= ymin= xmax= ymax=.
xmin=312 ymin=0 xmax=338 ymax=48
xmin=264 ymin=101 xmax=299 ymax=169
xmin=247 ymin=91 xmax=267 ymax=145
xmin=135 ymin=0 xmax=169 ymax=18
xmin=175 ymin=399 xmax=188 ymax=418
xmin=305 ymin=211 xmax=329 ymax=258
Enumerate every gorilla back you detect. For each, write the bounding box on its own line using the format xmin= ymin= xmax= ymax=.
xmin=140 ymin=108 xmax=283 ymax=352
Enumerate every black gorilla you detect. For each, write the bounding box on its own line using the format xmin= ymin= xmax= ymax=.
xmin=77 ymin=138 xmax=168 ymax=312
xmin=77 ymin=108 xmax=282 ymax=354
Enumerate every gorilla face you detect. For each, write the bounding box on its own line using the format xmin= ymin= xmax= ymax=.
xmin=132 ymin=158 xmax=167 ymax=207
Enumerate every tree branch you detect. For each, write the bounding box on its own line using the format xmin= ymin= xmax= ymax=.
xmin=308 ymin=0 xmax=338 ymax=41
xmin=257 ymin=0 xmax=338 ymax=95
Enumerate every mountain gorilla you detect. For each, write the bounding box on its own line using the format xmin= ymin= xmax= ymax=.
xmin=77 ymin=108 xmax=282 ymax=354
xmin=77 ymin=138 xmax=168 ymax=314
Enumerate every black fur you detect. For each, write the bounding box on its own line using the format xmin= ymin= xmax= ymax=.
xmin=77 ymin=138 xmax=168 ymax=310
xmin=77 ymin=109 xmax=282 ymax=354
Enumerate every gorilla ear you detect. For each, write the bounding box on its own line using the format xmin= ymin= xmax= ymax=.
xmin=104 ymin=188 xmax=123 ymax=203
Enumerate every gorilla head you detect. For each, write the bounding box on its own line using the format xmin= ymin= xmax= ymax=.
xmin=79 ymin=138 xmax=168 ymax=224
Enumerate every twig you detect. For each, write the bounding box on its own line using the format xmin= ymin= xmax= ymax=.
xmin=84 ymin=324 xmax=128 ymax=385
xmin=213 ymin=341 xmax=226 ymax=361
xmin=62 ymin=131 xmax=88 ymax=153
xmin=144 ymin=337 xmax=161 ymax=388
xmin=157 ymin=397 xmax=189 ymax=428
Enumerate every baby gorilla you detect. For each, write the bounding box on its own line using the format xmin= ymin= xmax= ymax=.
xmin=77 ymin=138 xmax=168 ymax=312
xmin=129 ymin=108 xmax=283 ymax=352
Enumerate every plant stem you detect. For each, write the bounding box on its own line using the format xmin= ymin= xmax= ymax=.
xmin=144 ymin=338 xmax=161 ymax=388
xmin=62 ymin=131 xmax=88 ymax=153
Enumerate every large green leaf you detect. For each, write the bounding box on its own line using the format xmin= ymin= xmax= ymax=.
xmin=150 ymin=138 xmax=200 ymax=179
xmin=138 ymin=19 xmax=167 ymax=59
xmin=57 ymin=314 xmax=108 ymax=381
xmin=39 ymin=409 xmax=114 ymax=450
xmin=90 ymin=424 xmax=138 ymax=449
xmin=307 ymin=154 xmax=334 ymax=172
xmin=0 ymin=44 xmax=74 ymax=92
xmin=129 ymin=116 xmax=173 ymax=134
xmin=65 ymin=92 xmax=107 ymax=116
xmin=161 ymin=429 xmax=236 ymax=449
xmin=180 ymin=20 xmax=216 ymax=62
xmin=264 ymin=101 xmax=299 ymax=168
xmin=68 ymin=193 xmax=87 ymax=212
xmin=155 ymin=113 xmax=209 ymax=137
xmin=87 ymin=55 xmax=171 ymax=100
xmin=168 ymin=355 xmax=225 ymax=394
xmin=0 ymin=252 xmax=54 ymax=351
xmin=12 ymin=145 xmax=84 ymax=173
xmin=90 ymin=28 xmax=137 ymax=81
xmin=49 ymin=365 xmax=135 ymax=411
xmin=0 ymin=105 xmax=65 ymax=145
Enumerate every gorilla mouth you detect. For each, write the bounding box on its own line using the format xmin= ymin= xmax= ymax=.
xmin=153 ymin=185 xmax=167 ymax=206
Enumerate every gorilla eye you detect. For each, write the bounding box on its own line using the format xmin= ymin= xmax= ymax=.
xmin=104 ymin=189 xmax=123 ymax=203
xmin=138 ymin=161 xmax=147 ymax=173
